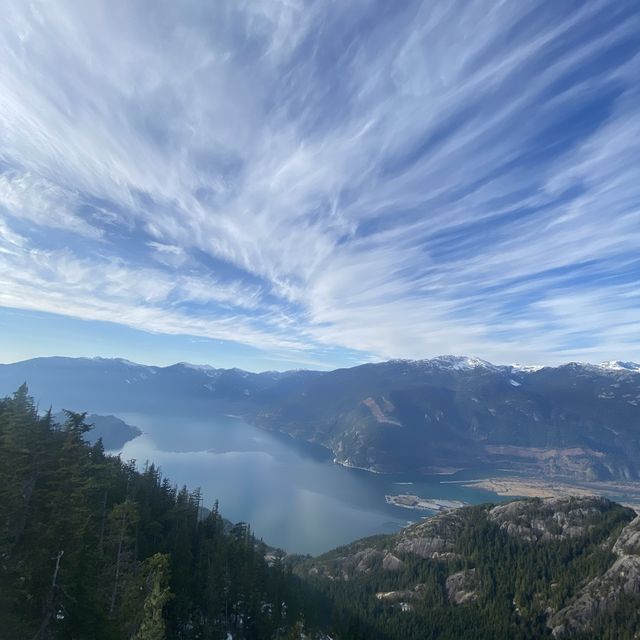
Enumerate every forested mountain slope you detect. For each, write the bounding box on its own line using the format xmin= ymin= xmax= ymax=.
xmin=296 ymin=496 xmax=640 ymax=639
xmin=0 ymin=385 xmax=323 ymax=640
xmin=251 ymin=358 xmax=640 ymax=480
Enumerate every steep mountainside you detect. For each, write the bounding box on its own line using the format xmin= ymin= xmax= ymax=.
xmin=1 ymin=355 xmax=639 ymax=480
xmin=295 ymin=496 xmax=640 ymax=639
xmin=252 ymin=357 xmax=640 ymax=480
xmin=0 ymin=387 xmax=328 ymax=640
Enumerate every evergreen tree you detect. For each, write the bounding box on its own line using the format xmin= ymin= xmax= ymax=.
xmin=132 ymin=553 xmax=172 ymax=640
xmin=0 ymin=386 xmax=323 ymax=639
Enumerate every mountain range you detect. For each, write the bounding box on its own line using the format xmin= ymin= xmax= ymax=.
xmin=1 ymin=355 xmax=639 ymax=481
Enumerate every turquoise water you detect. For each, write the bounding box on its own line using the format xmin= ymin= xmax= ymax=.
xmin=116 ymin=411 xmax=502 ymax=555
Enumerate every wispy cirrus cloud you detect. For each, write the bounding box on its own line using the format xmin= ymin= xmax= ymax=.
xmin=1 ymin=0 xmax=639 ymax=367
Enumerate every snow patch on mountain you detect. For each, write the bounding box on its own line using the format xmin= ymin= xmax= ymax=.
xmin=510 ymin=363 xmax=545 ymax=373
xmin=598 ymin=361 xmax=640 ymax=372
xmin=177 ymin=362 xmax=219 ymax=372
xmin=430 ymin=355 xmax=496 ymax=370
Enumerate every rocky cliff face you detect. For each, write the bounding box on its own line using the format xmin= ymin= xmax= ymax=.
xmin=549 ymin=515 xmax=640 ymax=637
xmin=393 ymin=509 xmax=464 ymax=559
xmin=613 ymin=515 xmax=640 ymax=555
xmin=302 ymin=510 xmax=467 ymax=581
xmin=304 ymin=497 xmax=630 ymax=579
xmin=487 ymin=496 xmax=612 ymax=542
xmin=446 ymin=568 xmax=479 ymax=605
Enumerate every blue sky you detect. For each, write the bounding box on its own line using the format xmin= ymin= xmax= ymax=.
xmin=1 ymin=0 xmax=639 ymax=370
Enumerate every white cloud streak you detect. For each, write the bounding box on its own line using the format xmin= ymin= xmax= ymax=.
xmin=1 ymin=0 xmax=639 ymax=366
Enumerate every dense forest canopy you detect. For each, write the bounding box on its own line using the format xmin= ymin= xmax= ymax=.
xmin=0 ymin=385 xmax=322 ymax=640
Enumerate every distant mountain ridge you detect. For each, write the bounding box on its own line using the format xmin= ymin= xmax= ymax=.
xmin=1 ymin=355 xmax=639 ymax=480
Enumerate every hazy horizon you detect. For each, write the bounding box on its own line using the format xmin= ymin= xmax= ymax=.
xmin=2 ymin=350 xmax=639 ymax=375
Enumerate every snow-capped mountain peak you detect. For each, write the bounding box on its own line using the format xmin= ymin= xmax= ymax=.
xmin=598 ymin=360 xmax=640 ymax=372
xmin=176 ymin=362 xmax=217 ymax=371
xmin=430 ymin=355 xmax=495 ymax=370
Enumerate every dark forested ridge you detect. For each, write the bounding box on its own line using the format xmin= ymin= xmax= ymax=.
xmin=294 ymin=497 xmax=640 ymax=639
xmin=0 ymin=385 xmax=324 ymax=640
xmin=1 ymin=385 xmax=639 ymax=639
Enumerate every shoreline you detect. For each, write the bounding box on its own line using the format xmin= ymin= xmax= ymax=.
xmin=385 ymin=494 xmax=467 ymax=512
xmin=461 ymin=476 xmax=640 ymax=513
xmin=333 ymin=458 xmax=385 ymax=474
xmin=245 ymin=420 xmax=640 ymax=512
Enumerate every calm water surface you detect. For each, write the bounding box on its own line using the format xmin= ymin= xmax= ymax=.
xmin=116 ymin=411 xmax=501 ymax=555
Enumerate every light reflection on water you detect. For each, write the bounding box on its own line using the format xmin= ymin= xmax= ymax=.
xmin=116 ymin=411 xmax=500 ymax=555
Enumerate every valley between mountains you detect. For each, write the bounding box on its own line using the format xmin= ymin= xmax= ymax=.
xmin=3 ymin=385 xmax=639 ymax=638
xmin=2 ymin=355 xmax=639 ymax=507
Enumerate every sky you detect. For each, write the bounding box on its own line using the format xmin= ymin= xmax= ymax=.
xmin=1 ymin=0 xmax=639 ymax=371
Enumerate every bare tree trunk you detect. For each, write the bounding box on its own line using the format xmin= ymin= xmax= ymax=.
xmin=51 ymin=550 xmax=64 ymax=589
xmin=32 ymin=550 xmax=64 ymax=640
xmin=225 ymin=560 xmax=230 ymax=634
xmin=11 ymin=458 xmax=39 ymax=549
xmin=98 ymin=490 xmax=107 ymax=554
xmin=109 ymin=475 xmax=132 ymax=617
xmin=109 ymin=508 xmax=126 ymax=616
